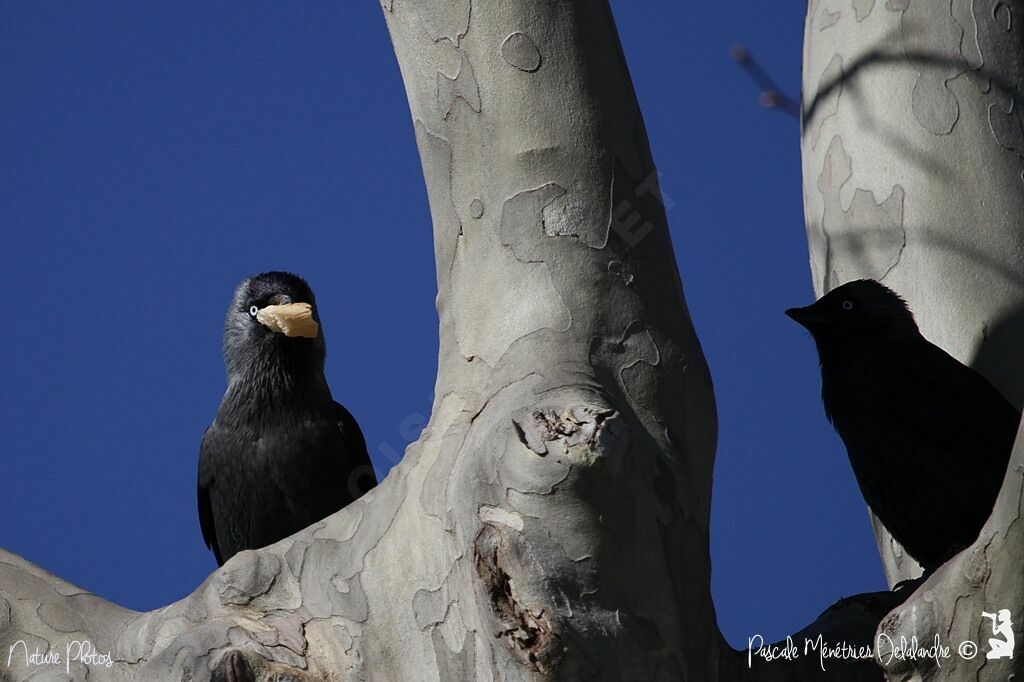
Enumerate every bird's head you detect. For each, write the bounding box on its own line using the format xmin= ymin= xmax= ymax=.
xmin=785 ymin=279 xmax=920 ymax=348
xmin=223 ymin=271 xmax=326 ymax=376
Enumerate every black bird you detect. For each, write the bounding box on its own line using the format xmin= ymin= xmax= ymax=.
xmin=787 ymin=279 xmax=1020 ymax=570
xmin=198 ymin=272 xmax=377 ymax=565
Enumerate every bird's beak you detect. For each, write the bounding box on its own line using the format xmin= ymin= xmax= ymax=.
xmin=785 ymin=305 xmax=831 ymax=330
xmin=255 ymin=302 xmax=320 ymax=338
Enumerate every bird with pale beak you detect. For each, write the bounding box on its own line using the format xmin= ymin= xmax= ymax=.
xmin=198 ymin=271 xmax=376 ymax=565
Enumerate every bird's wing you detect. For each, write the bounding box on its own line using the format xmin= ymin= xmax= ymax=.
xmin=334 ymin=401 xmax=378 ymax=496
xmin=245 ymin=406 xmax=376 ymax=542
xmin=197 ymin=425 xmax=225 ymax=565
xmin=880 ymin=341 xmax=1020 ymax=479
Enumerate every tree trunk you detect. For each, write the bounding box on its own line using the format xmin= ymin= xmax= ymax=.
xmin=3 ymin=1 xmax=726 ymax=679
xmin=801 ymin=0 xmax=1024 ymax=678
xmin=4 ymin=2 xmax=1021 ymax=680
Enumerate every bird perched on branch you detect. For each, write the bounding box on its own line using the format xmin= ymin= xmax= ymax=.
xmin=198 ymin=272 xmax=377 ymax=565
xmin=787 ymin=279 xmax=1020 ymax=571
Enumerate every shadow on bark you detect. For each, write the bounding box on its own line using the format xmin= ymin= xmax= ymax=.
xmin=973 ymin=302 xmax=1024 ymax=411
xmin=803 ymin=48 xmax=1021 ymax=133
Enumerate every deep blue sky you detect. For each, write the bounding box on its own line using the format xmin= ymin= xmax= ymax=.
xmin=0 ymin=3 xmax=885 ymax=648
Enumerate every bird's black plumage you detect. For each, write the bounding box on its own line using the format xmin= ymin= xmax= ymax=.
xmin=787 ymin=279 xmax=1020 ymax=570
xmin=198 ymin=272 xmax=376 ymax=565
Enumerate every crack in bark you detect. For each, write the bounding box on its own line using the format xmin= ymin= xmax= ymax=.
xmin=211 ymin=650 xmax=255 ymax=682
xmin=474 ymin=525 xmax=562 ymax=674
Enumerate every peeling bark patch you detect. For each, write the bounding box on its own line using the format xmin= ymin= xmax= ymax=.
xmin=4 ymin=632 xmax=55 ymax=669
xmin=535 ymin=160 xmax=618 ymax=249
xmin=258 ymin=612 xmax=307 ymax=659
xmin=299 ymin=540 xmax=369 ymax=621
xmin=412 ymin=587 xmax=454 ymax=630
xmin=479 ymin=505 xmax=525 ymax=531
xmin=470 ymin=198 xmax=484 ymax=219
xmin=987 ymin=92 xmax=1024 ymax=154
xmin=817 ymin=136 xmax=907 ymax=290
xmin=961 ymin=1 xmax=1024 ymax=99
xmin=543 ymin=192 xmax=597 ymax=244
xmin=450 ymin=185 xmax=571 ymax=364
xmin=501 ymin=32 xmax=542 ymax=72
xmin=420 ymin=400 xmax=470 ymax=522
xmin=474 ymin=525 xmax=561 ymax=673
xmin=37 ymin=600 xmax=86 ymax=633
xmin=911 ymin=77 xmax=960 ymax=135
xmin=414 ymin=122 xmax=461 ymax=277
xmin=334 ymin=623 xmax=353 ymax=652
xmin=589 ymin=320 xmax=660 ymax=378
xmin=901 ymin=1 xmax=966 ymax=135
xmin=819 ymin=9 xmax=841 ymax=30
xmin=139 ymin=622 xmax=233 ymax=678
xmin=512 ymin=404 xmax=616 ymax=462
xmin=994 ymin=2 xmax=1012 ymax=31
xmin=216 ymin=552 xmax=280 ymax=606
xmin=963 ymin=544 xmax=991 ymax=586
xmin=415 ymin=0 xmax=471 ymax=46
xmin=437 ymin=51 xmax=481 ymax=119
xmin=431 ymin=627 xmax=476 ymax=679
xmin=500 ymin=435 xmax=571 ymax=494
xmin=498 ymin=182 xmax=591 ymax=254
xmin=853 ymin=0 xmax=875 ymax=21
xmin=955 ymin=0 xmax=983 ymax=71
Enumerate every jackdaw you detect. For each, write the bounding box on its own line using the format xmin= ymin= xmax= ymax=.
xmin=786 ymin=279 xmax=1020 ymax=570
xmin=198 ymin=271 xmax=376 ymax=565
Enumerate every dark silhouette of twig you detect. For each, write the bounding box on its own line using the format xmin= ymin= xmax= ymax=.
xmin=730 ymin=44 xmax=800 ymax=119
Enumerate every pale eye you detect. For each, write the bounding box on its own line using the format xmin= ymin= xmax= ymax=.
xmin=249 ymin=305 xmax=259 ymax=317
xmin=841 ymin=300 xmax=854 ymax=311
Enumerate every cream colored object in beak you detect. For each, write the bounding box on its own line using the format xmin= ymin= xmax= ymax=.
xmin=256 ymin=303 xmax=320 ymax=338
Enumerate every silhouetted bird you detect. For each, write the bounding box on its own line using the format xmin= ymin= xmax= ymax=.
xmin=787 ymin=279 xmax=1020 ymax=570
xmin=198 ymin=272 xmax=376 ymax=565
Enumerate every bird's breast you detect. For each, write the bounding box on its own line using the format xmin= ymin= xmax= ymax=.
xmin=820 ymin=354 xmax=883 ymax=426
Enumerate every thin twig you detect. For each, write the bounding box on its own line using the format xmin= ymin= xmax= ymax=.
xmin=730 ymin=45 xmax=800 ymax=119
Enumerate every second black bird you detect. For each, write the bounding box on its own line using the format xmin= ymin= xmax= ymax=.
xmin=787 ymin=279 xmax=1020 ymax=571
xmin=198 ymin=272 xmax=377 ymax=565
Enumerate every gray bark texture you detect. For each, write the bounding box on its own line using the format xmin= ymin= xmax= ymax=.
xmin=3 ymin=1 xmax=1022 ymax=680
xmin=802 ymin=0 xmax=1024 ymax=679
xmin=3 ymin=1 xmax=724 ymax=679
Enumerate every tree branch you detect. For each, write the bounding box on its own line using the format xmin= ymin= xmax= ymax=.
xmin=2 ymin=1 xmax=723 ymax=679
xmin=730 ymin=45 xmax=800 ymax=118
xmin=801 ymin=2 xmax=1024 ymax=678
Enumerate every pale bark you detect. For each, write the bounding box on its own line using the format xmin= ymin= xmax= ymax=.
xmin=5 ymin=2 xmax=1020 ymax=680
xmin=3 ymin=1 xmax=726 ymax=679
xmin=802 ymin=0 xmax=1024 ymax=678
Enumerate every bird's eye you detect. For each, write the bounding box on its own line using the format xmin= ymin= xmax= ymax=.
xmin=249 ymin=305 xmax=259 ymax=317
xmin=841 ymin=300 xmax=854 ymax=311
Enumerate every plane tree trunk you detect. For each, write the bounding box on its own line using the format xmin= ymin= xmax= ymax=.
xmin=801 ymin=1 xmax=1024 ymax=678
xmin=3 ymin=1 xmax=724 ymax=679
xmin=3 ymin=2 xmax=1022 ymax=681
